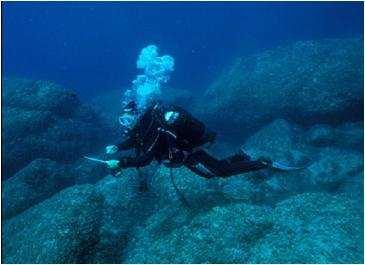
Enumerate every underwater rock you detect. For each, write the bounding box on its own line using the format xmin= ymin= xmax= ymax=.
xmin=220 ymin=174 xmax=267 ymax=204
xmin=3 ymin=78 xmax=80 ymax=118
xmin=249 ymin=192 xmax=364 ymax=263
xmin=305 ymin=124 xmax=335 ymax=147
xmin=123 ymin=205 xmax=191 ymax=262
xmin=306 ymin=121 xmax=364 ymax=151
xmin=335 ymin=122 xmax=364 ymax=150
xmin=149 ymin=165 xmax=224 ymax=209
xmin=2 ymin=78 xmax=113 ymax=178
xmin=71 ymin=158 xmax=110 ymax=185
xmin=3 ymin=107 xmax=55 ymax=141
xmin=86 ymin=169 xmax=161 ymax=263
xmin=157 ymin=86 xmax=195 ymax=109
xmin=305 ymin=147 xmax=363 ymax=192
xmin=244 ymin=144 xmax=364 ymax=207
xmin=243 ymin=119 xmax=309 ymax=164
xmin=201 ymin=38 xmax=363 ymax=135
xmin=40 ymin=119 xmax=106 ymax=160
xmin=240 ymin=119 xmax=363 ymax=203
xmin=90 ymin=173 xmax=142 ymax=263
xmin=90 ymin=89 xmax=125 ymax=139
xmin=124 ymin=191 xmax=362 ymax=263
xmin=2 ymin=158 xmax=74 ymax=220
xmin=2 ymin=184 xmax=103 ymax=264
xmin=123 ymin=202 xmax=272 ymax=263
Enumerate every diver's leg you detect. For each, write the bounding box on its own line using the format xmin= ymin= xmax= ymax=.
xmin=186 ymin=150 xmax=228 ymax=176
xmin=187 ymin=150 xmax=269 ymax=178
xmin=185 ymin=164 xmax=216 ymax=179
xmin=225 ymin=150 xmax=252 ymax=163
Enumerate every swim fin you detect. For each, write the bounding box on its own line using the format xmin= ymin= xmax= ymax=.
xmin=271 ymin=161 xmax=304 ymax=171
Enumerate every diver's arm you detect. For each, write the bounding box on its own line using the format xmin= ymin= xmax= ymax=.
xmin=117 ymin=152 xmax=154 ymax=168
xmin=106 ymin=136 xmax=136 ymax=154
xmin=114 ymin=124 xmax=140 ymax=151
xmin=116 ymin=136 xmax=136 ymax=150
xmin=186 ymin=149 xmax=270 ymax=177
xmin=106 ymin=125 xmax=138 ymax=154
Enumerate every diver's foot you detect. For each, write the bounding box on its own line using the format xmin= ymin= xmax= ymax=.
xmin=237 ymin=148 xmax=252 ymax=161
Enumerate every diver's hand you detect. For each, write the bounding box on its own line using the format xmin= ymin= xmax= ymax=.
xmin=106 ymin=145 xmax=118 ymax=154
xmin=106 ymin=159 xmax=120 ymax=169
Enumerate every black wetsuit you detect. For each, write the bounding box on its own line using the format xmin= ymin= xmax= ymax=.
xmin=115 ymin=102 xmax=269 ymax=178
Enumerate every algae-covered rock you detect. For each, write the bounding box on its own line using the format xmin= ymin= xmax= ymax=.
xmin=2 ymin=184 xmax=103 ymax=264
xmin=2 ymin=159 xmax=74 ymax=220
xmin=3 ymin=107 xmax=55 ymax=141
xmin=243 ymin=119 xmax=309 ymax=165
xmin=236 ymin=119 xmax=363 ymax=205
xmin=91 ymin=173 xmax=142 ymax=263
xmin=124 ymin=192 xmax=362 ymax=263
xmin=124 ymin=202 xmax=272 ymax=263
xmin=149 ymin=165 xmax=224 ymax=209
xmin=3 ymin=78 xmax=80 ymax=117
xmin=305 ymin=147 xmax=363 ymax=191
xmin=242 ymin=119 xmax=363 ymax=200
xmin=2 ymin=78 xmax=113 ymax=178
xmin=306 ymin=121 xmax=364 ymax=151
xmin=335 ymin=122 xmax=364 ymax=151
xmin=201 ymin=38 xmax=363 ymax=135
xmin=71 ymin=158 xmax=110 ymax=185
xmin=249 ymin=192 xmax=363 ymax=263
xmin=305 ymin=123 xmax=335 ymax=147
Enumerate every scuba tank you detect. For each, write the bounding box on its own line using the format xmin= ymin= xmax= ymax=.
xmin=155 ymin=103 xmax=216 ymax=149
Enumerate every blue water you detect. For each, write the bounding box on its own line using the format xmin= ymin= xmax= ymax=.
xmin=3 ymin=2 xmax=363 ymax=98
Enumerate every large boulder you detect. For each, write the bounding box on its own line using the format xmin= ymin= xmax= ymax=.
xmin=71 ymin=158 xmax=110 ymax=185
xmin=2 ymin=184 xmax=104 ymax=264
xmin=249 ymin=192 xmax=363 ymax=263
xmin=240 ymin=119 xmax=363 ymax=201
xmin=90 ymin=89 xmax=124 ymax=139
xmin=304 ymin=147 xmax=363 ymax=192
xmin=123 ymin=202 xmax=272 ymax=263
xmin=2 ymin=78 xmax=113 ymax=178
xmin=2 ymin=159 xmax=74 ymax=220
xmin=149 ymin=165 xmax=224 ymax=209
xmin=200 ymin=38 xmax=363 ymax=136
xmin=243 ymin=119 xmax=310 ymax=165
xmin=3 ymin=107 xmax=55 ymax=140
xmin=90 ymin=173 xmax=146 ymax=263
xmin=305 ymin=121 xmax=364 ymax=151
xmin=3 ymin=78 xmax=80 ymax=117
xmin=157 ymin=86 xmax=195 ymax=110
xmin=79 ymin=169 xmax=161 ymax=263
xmin=124 ymin=192 xmax=362 ymax=263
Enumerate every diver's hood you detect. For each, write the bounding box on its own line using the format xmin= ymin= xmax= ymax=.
xmin=123 ymin=101 xmax=137 ymax=113
xmin=119 ymin=112 xmax=138 ymax=133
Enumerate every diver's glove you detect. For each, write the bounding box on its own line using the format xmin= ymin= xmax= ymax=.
xmin=106 ymin=159 xmax=120 ymax=170
xmin=106 ymin=145 xmax=119 ymax=154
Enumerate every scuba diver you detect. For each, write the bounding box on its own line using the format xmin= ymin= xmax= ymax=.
xmin=102 ymin=100 xmax=293 ymax=178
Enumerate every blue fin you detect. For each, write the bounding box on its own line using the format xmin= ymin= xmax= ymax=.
xmin=272 ymin=161 xmax=304 ymax=171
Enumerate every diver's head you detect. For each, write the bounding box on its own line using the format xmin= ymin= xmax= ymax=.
xmin=123 ymin=101 xmax=137 ymax=113
xmin=119 ymin=101 xmax=138 ymax=134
